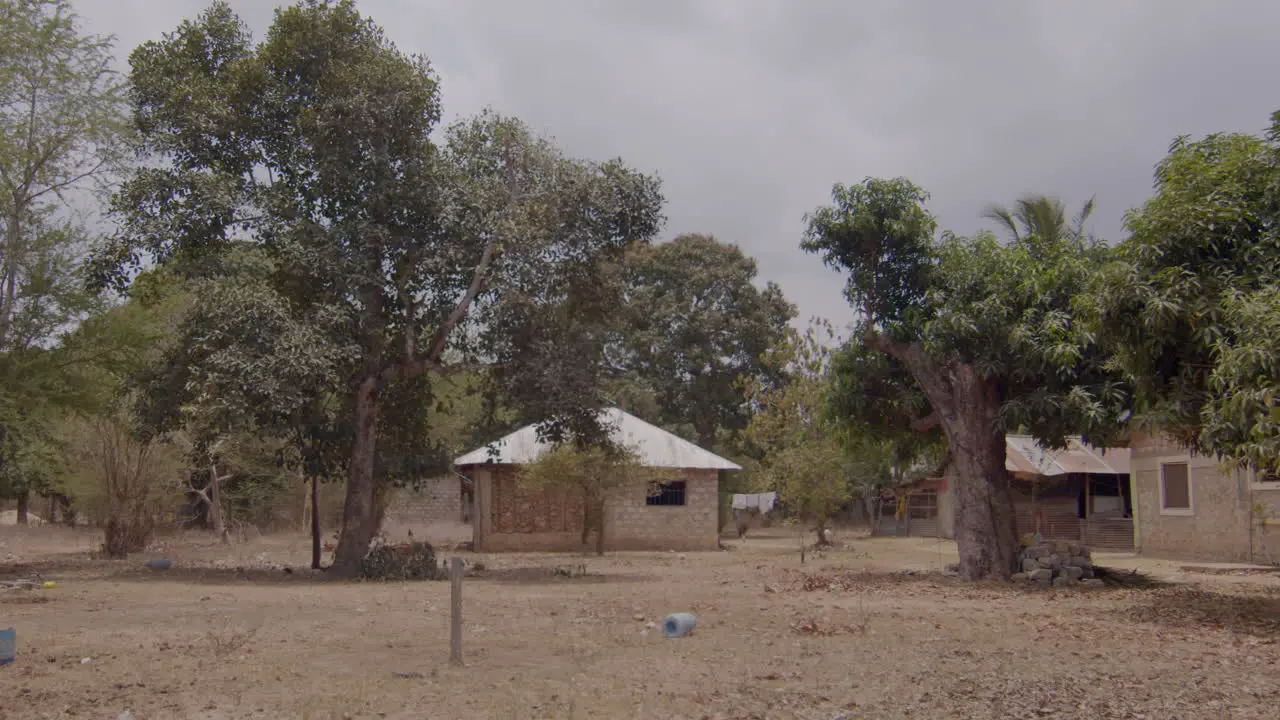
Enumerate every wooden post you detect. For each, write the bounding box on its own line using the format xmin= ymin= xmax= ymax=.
xmin=310 ymin=475 xmax=321 ymax=570
xmin=449 ymin=556 xmax=463 ymax=665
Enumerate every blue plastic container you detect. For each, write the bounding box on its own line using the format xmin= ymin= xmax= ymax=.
xmin=0 ymin=628 xmax=15 ymax=666
xmin=662 ymin=613 xmax=696 ymax=638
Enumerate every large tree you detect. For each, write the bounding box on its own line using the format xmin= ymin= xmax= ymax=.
xmin=0 ymin=0 xmax=126 ymax=344
xmin=90 ymin=1 xmax=663 ymax=575
xmin=609 ymin=233 xmax=795 ymax=447
xmin=805 ymin=179 xmax=1125 ymax=579
xmin=0 ymin=0 xmax=129 ymax=520
xmin=1095 ymin=110 xmax=1280 ymax=469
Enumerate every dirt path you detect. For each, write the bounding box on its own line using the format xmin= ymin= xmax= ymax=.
xmin=2 ymin=527 xmax=1279 ymax=718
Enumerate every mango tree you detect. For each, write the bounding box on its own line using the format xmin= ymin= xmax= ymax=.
xmin=806 ymin=179 xmax=1125 ymax=579
xmin=90 ymin=1 xmax=663 ymax=575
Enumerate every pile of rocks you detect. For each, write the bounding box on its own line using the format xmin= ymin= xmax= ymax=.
xmin=1012 ymin=540 xmax=1095 ymax=587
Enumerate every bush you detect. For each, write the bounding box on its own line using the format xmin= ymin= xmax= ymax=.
xmin=103 ymin=516 xmax=155 ymax=557
xmin=63 ymin=415 xmax=180 ymax=557
xmin=359 ymin=539 xmax=442 ymax=581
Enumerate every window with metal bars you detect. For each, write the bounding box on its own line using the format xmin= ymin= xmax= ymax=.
xmin=646 ymin=480 xmax=686 ymax=506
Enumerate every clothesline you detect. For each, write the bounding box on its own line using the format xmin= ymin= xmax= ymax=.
xmin=731 ymin=491 xmax=778 ymax=513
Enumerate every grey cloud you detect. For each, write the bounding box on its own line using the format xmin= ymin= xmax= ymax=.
xmin=74 ymin=0 xmax=1280 ymax=333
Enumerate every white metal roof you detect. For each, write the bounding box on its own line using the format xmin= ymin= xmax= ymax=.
xmin=453 ymin=407 xmax=742 ymax=470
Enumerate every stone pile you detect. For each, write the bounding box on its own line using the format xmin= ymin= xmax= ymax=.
xmin=1012 ymin=540 xmax=1095 ymax=587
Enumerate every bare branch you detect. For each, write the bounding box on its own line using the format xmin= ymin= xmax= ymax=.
xmin=384 ymin=235 xmax=499 ymax=384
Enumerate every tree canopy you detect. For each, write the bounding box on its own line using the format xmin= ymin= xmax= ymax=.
xmin=609 ymin=233 xmax=795 ymax=447
xmin=1095 ymin=110 xmax=1280 ymax=469
xmin=743 ymin=321 xmax=855 ymax=544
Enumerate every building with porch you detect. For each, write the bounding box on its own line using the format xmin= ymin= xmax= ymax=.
xmin=874 ymin=436 xmax=1133 ymax=550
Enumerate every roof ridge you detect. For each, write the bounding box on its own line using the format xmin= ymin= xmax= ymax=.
xmin=453 ymin=407 xmax=742 ymax=470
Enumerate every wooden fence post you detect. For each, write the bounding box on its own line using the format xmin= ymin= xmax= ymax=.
xmin=449 ymin=556 xmax=463 ymax=665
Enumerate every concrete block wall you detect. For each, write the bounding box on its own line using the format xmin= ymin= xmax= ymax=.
xmin=385 ymin=475 xmax=463 ymax=526
xmin=604 ymin=468 xmax=719 ymax=551
xmin=1131 ymin=433 xmax=1253 ymax=562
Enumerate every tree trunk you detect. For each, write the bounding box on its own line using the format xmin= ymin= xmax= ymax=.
xmin=943 ymin=377 xmax=1019 ymax=581
xmin=695 ymin=417 xmax=716 ymax=452
xmin=209 ymin=463 xmax=227 ymax=542
xmin=594 ymin=497 xmax=606 ymax=556
xmin=58 ymin=495 xmax=76 ymax=526
xmin=869 ymin=332 xmax=1020 ymax=581
xmin=16 ymin=490 xmax=29 ymax=525
xmin=0 ymin=211 xmax=22 ymax=346
xmin=310 ymin=475 xmax=322 ymax=570
xmin=331 ymin=377 xmax=383 ymax=577
xmin=798 ymin=517 xmax=806 ymax=563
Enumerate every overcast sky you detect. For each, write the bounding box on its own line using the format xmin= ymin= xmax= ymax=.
xmin=76 ymin=0 xmax=1280 ymax=332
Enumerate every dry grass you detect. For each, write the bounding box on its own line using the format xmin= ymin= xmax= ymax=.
xmin=2 ymin=524 xmax=1280 ymax=719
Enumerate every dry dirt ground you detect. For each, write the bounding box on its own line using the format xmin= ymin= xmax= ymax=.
xmin=3 ymin=524 xmax=1280 ymax=719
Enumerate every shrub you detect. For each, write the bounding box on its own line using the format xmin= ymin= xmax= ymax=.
xmin=63 ymin=415 xmax=180 ymax=557
xmin=359 ymin=539 xmax=442 ymax=581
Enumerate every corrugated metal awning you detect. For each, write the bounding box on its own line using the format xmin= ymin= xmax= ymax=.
xmin=1005 ymin=435 xmax=1130 ymax=477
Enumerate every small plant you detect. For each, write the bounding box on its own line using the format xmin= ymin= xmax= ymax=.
xmin=519 ymin=441 xmax=654 ymax=556
xmin=204 ymin=621 xmax=259 ymax=658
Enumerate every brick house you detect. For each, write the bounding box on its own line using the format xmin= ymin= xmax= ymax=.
xmin=1129 ymin=431 xmax=1280 ymax=562
xmin=875 ymin=436 xmax=1132 ymax=550
xmin=454 ymin=408 xmax=740 ymax=552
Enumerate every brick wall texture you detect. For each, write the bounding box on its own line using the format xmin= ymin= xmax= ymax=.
xmin=473 ymin=465 xmax=720 ymax=552
xmin=1131 ymin=432 xmax=1280 ymax=562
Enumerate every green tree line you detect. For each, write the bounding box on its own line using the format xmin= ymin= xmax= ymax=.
xmin=4 ymin=0 xmax=1280 ymax=581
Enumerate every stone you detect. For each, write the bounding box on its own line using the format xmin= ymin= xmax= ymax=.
xmin=1053 ymin=575 xmax=1076 ymax=588
xmin=1042 ymin=554 xmax=1064 ymax=570
xmin=1069 ymin=555 xmax=1092 ymax=568
xmin=1063 ymin=566 xmax=1084 ymax=581
xmin=1026 ymin=545 xmax=1049 ymax=559
xmin=1010 ymin=572 xmax=1029 ymax=583
xmin=1052 ymin=540 xmax=1073 ymax=554
xmin=1021 ymin=558 xmax=1041 ymax=573
xmin=1029 ymin=569 xmax=1053 ymax=586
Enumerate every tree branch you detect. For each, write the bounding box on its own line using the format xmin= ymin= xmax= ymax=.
xmin=863 ymin=325 xmax=957 ymax=429
xmin=910 ymin=410 xmax=940 ymax=433
xmin=384 ymin=235 xmax=498 ymax=384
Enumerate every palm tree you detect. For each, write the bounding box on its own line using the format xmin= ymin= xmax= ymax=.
xmin=982 ymin=194 xmax=1096 ymax=246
